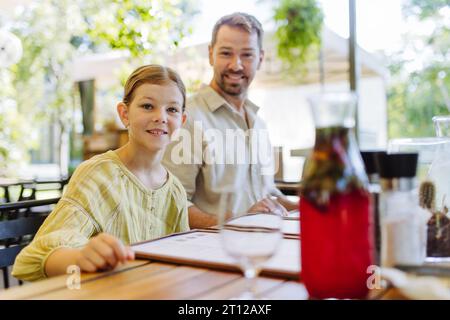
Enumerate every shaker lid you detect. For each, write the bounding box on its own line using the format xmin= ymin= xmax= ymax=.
xmin=374 ymin=152 xmax=418 ymax=178
xmin=361 ymin=150 xmax=386 ymax=175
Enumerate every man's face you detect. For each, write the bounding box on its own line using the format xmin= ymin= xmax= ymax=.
xmin=209 ymin=25 xmax=264 ymax=98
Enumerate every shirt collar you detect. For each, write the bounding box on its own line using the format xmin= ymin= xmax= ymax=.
xmin=201 ymin=85 xmax=260 ymax=114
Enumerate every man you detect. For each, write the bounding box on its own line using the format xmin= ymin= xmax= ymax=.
xmin=163 ymin=12 xmax=297 ymax=228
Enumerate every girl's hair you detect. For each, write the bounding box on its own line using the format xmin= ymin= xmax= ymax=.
xmin=122 ymin=64 xmax=186 ymax=111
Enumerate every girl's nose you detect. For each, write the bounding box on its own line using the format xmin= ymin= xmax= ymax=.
xmin=152 ymin=108 xmax=167 ymax=123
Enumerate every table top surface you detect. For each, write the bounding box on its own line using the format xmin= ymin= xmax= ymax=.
xmin=0 ymin=258 xmax=396 ymax=300
xmin=0 ymin=260 xmax=303 ymax=300
xmin=0 ymin=209 xmax=404 ymax=300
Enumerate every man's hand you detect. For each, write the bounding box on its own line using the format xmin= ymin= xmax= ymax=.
xmin=76 ymin=233 xmax=135 ymax=273
xmin=248 ymin=197 xmax=289 ymax=216
xmin=275 ymin=195 xmax=299 ymax=212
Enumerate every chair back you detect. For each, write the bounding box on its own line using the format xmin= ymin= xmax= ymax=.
xmin=18 ymin=176 xmax=70 ymax=201
xmin=0 ymin=197 xmax=60 ymax=288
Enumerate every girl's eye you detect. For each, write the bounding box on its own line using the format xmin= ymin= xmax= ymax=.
xmin=142 ymin=104 xmax=153 ymax=110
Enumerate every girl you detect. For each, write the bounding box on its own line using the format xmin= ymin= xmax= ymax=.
xmin=13 ymin=65 xmax=189 ymax=281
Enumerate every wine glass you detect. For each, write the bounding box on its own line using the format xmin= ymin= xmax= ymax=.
xmin=219 ymin=211 xmax=283 ymax=299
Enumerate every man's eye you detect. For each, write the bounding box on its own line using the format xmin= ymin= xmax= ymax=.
xmin=142 ymin=104 xmax=153 ymax=110
xmin=220 ymin=52 xmax=231 ymax=56
xmin=168 ymin=107 xmax=180 ymax=113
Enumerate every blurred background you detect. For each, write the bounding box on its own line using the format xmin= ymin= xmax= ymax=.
xmin=0 ymin=0 xmax=448 ymax=187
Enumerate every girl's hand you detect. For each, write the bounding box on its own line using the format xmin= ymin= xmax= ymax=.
xmin=76 ymin=233 xmax=135 ymax=273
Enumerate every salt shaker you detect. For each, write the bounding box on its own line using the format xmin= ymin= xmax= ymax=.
xmin=375 ymin=152 xmax=429 ymax=267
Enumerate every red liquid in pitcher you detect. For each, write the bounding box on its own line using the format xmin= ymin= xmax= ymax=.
xmin=300 ymin=190 xmax=373 ymax=299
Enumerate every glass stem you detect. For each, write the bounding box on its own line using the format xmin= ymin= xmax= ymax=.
xmin=244 ymin=268 xmax=258 ymax=298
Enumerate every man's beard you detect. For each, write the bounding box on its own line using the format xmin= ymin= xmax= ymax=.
xmin=218 ymin=72 xmax=248 ymax=96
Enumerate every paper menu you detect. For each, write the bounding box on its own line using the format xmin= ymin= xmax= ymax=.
xmin=132 ymin=230 xmax=300 ymax=279
xmin=226 ymin=213 xmax=300 ymax=237
xmin=286 ymin=209 xmax=300 ymax=220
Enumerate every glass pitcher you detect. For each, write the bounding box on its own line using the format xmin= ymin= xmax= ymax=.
xmin=299 ymin=92 xmax=374 ymax=299
xmin=433 ymin=115 xmax=450 ymax=138
xmin=425 ymin=116 xmax=450 ymax=257
xmin=428 ymin=116 xmax=450 ymax=211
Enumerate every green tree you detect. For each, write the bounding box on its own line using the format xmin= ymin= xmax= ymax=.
xmin=388 ymin=0 xmax=449 ymax=138
xmin=10 ymin=1 xmax=86 ymax=176
xmin=0 ymin=96 xmax=33 ymax=177
xmin=0 ymin=0 xmax=197 ymax=176
xmin=78 ymin=0 xmax=198 ymax=58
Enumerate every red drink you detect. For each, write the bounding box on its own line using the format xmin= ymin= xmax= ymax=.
xmin=299 ymin=120 xmax=374 ymax=299
xmin=300 ymin=190 xmax=373 ymax=299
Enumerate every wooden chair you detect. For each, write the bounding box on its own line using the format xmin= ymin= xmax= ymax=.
xmin=0 ymin=197 xmax=60 ymax=288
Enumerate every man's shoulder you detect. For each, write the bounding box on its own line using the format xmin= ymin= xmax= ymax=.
xmin=186 ymin=87 xmax=210 ymax=110
xmin=184 ymin=87 xmax=215 ymax=124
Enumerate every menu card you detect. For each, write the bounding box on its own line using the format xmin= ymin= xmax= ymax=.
xmin=225 ymin=213 xmax=300 ymax=237
xmin=206 ymin=213 xmax=300 ymax=237
xmin=133 ymin=230 xmax=301 ymax=279
xmin=285 ymin=209 xmax=300 ymax=220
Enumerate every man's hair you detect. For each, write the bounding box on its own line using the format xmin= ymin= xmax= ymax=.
xmin=211 ymin=12 xmax=264 ymax=51
xmin=123 ymin=64 xmax=186 ymax=111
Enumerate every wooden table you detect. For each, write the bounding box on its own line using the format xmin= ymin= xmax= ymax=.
xmin=0 ymin=260 xmax=308 ymax=300
xmin=0 ymin=258 xmax=396 ymax=300
xmin=0 ymin=220 xmax=397 ymax=300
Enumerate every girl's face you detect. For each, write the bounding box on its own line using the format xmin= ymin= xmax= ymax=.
xmin=118 ymin=82 xmax=185 ymax=152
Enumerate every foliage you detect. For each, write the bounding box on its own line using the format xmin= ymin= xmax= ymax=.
xmin=272 ymin=0 xmax=324 ymax=74
xmin=387 ymin=0 xmax=450 ymax=138
xmin=388 ymin=62 xmax=450 ymax=138
xmin=2 ymin=0 xmax=96 ymax=176
xmin=0 ymin=0 xmax=197 ymax=176
xmin=78 ymin=0 xmax=198 ymax=58
xmin=0 ymin=97 xmax=34 ymax=177
xmin=403 ymin=0 xmax=450 ymax=19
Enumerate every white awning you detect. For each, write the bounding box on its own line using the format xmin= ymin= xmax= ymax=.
xmin=70 ymin=51 xmax=129 ymax=82
xmin=167 ymin=27 xmax=388 ymax=88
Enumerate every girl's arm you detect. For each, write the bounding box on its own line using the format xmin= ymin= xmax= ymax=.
xmin=45 ymin=233 xmax=135 ymax=277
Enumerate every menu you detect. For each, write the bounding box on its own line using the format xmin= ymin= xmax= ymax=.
xmin=133 ymin=230 xmax=301 ymax=280
xmin=206 ymin=213 xmax=300 ymax=237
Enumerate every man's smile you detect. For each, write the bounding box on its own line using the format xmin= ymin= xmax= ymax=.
xmin=224 ymin=73 xmax=245 ymax=82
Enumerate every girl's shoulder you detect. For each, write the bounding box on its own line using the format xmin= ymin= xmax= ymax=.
xmin=70 ymin=151 xmax=122 ymax=185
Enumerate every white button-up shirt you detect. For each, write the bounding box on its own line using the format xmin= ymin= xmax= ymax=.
xmin=163 ymin=85 xmax=282 ymax=216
